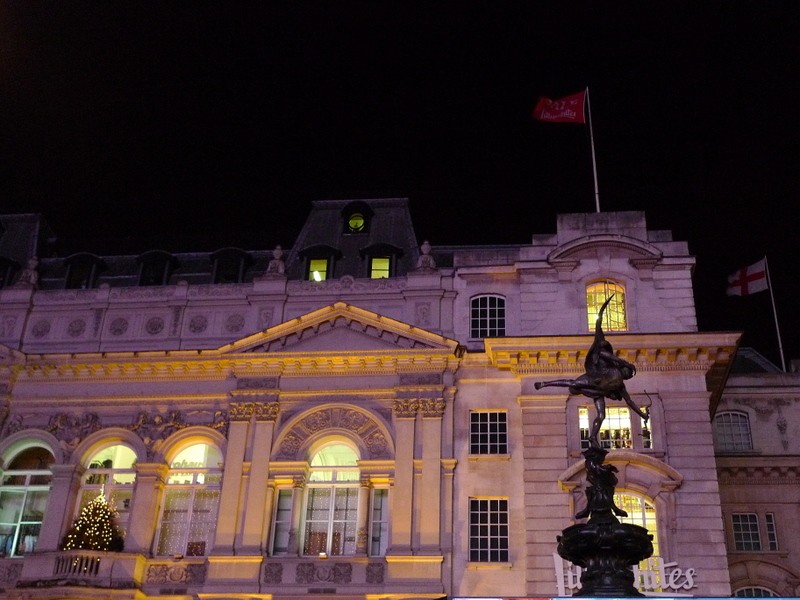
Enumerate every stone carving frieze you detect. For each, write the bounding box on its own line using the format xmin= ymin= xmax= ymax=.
xmin=365 ymin=562 xmax=384 ymax=584
xmin=0 ymin=561 xmax=23 ymax=585
xmin=295 ymin=562 xmax=352 ymax=584
xmin=37 ymin=289 xmax=100 ymax=303
xmin=46 ymin=413 xmax=101 ymax=457
xmin=287 ymin=275 xmax=407 ymax=294
xmin=393 ymin=398 xmax=419 ymax=418
xmin=276 ymin=407 xmax=391 ymax=460
xmin=129 ymin=410 xmax=186 ymax=449
xmin=146 ymin=562 xmax=207 ymax=584
xmin=110 ymin=288 xmax=176 ymax=300
xmin=188 ymin=284 xmax=251 ymax=297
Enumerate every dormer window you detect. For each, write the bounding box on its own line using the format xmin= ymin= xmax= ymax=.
xmin=64 ymin=253 xmax=105 ymax=290
xmin=299 ymin=245 xmax=341 ymax=282
xmin=359 ymin=243 xmax=403 ymax=279
xmin=342 ymin=201 xmax=374 ymax=235
xmin=211 ymin=248 xmax=253 ymax=284
xmin=137 ymin=250 xmax=178 ymax=286
xmin=0 ymin=257 xmax=20 ymax=289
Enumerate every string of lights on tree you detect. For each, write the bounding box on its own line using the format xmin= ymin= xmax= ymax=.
xmin=61 ymin=492 xmax=125 ymax=552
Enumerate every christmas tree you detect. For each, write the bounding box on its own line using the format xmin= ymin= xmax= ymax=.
xmin=61 ymin=493 xmax=125 ymax=552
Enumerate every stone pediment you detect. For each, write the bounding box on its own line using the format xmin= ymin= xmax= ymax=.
xmin=220 ymin=302 xmax=460 ymax=354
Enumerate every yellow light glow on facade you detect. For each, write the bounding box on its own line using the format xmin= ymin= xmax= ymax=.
xmin=586 ymin=280 xmax=627 ymax=331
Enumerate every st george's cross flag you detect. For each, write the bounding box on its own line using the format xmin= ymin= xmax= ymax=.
xmin=727 ymin=258 xmax=768 ymax=296
xmin=532 ymin=90 xmax=587 ymax=123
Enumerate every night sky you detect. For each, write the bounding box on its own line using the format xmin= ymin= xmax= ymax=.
xmin=1 ymin=2 xmax=799 ymax=366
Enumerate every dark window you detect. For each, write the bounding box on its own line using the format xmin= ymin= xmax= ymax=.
xmin=0 ymin=257 xmax=20 ymax=289
xmin=137 ymin=251 xmax=178 ymax=286
xmin=470 ymin=412 xmax=508 ymax=455
xmin=64 ymin=253 xmax=105 ymax=290
xmin=469 ymin=498 xmax=509 ymax=562
xmin=470 ymin=295 xmax=506 ymax=338
xmin=211 ymin=248 xmax=252 ymax=284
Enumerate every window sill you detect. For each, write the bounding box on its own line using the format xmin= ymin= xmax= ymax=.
xmin=731 ymin=550 xmax=788 ymax=558
xmin=468 ymin=454 xmax=511 ymax=462
xmin=466 ymin=561 xmax=513 ymax=570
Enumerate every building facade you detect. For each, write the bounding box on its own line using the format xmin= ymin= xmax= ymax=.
xmin=0 ymin=200 xmax=785 ymax=599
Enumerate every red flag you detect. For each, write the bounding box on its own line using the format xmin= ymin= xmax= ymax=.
xmin=727 ymin=258 xmax=768 ymax=296
xmin=532 ymin=90 xmax=586 ymax=123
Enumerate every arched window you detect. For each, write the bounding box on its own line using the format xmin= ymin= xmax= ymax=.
xmin=713 ymin=411 xmax=753 ymax=452
xmin=341 ymin=201 xmax=374 ymax=235
xmin=470 ymin=295 xmax=506 ymax=338
xmin=0 ymin=446 xmax=54 ymax=556
xmin=734 ymin=587 xmax=779 ymax=597
xmin=615 ymin=493 xmax=659 ymax=559
xmin=155 ymin=443 xmax=222 ymax=557
xmin=303 ymin=443 xmax=360 ymax=556
xmin=77 ymin=445 xmax=137 ymax=532
xmin=586 ymin=280 xmax=627 ymax=331
xmin=64 ymin=253 xmax=106 ymax=290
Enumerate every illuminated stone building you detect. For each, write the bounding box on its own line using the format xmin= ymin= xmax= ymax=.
xmin=0 ymin=200 xmax=770 ymax=599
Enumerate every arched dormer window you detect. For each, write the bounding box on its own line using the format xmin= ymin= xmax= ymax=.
xmin=713 ymin=411 xmax=753 ymax=452
xmin=64 ymin=253 xmax=106 ymax=290
xmin=470 ymin=295 xmax=506 ymax=338
xmin=0 ymin=446 xmax=54 ymax=556
xmin=586 ymin=280 xmax=627 ymax=331
xmin=359 ymin=243 xmax=404 ymax=279
xmin=78 ymin=445 xmax=137 ymax=533
xmin=210 ymin=247 xmax=253 ymax=284
xmin=341 ymin=201 xmax=374 ymax=235
xmin=299 ymin=245 xmax=342 ymax=282
xmin=154 ymin=443 xmax=223 ymax=557
xmin=0 ymin=257 xmax=20 ymax=289
xmin=136 ymin=250 xmax=178 ymax=286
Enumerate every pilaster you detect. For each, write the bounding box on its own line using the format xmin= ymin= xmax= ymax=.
xmin=125 ymin=462 xmax=169 ymax=554
xmin=35 ymin=463 xmax=83 ymax=552
xmin=389 ymin=398 xmax=417 ymax=554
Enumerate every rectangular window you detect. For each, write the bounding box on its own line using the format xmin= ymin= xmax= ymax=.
xmin=469 ymin=498 xmax=509 ymax=562
xmin=732 ymin=513 xmax=762 ymax=551
xmin=580 ymin=407 xmax=636 ymax=450
xmin=308 ymin=258 xmax=329 ymax=282
xmin=765 ymin=513 xmax=778 ymax=551
xmin=470 ymin=411 xmax=508 ymax=455
xmin=370 ymin=488 xmax=389 ymax=556
xmin=156 ymin=487 xmax=220 ymax=556
xmin=303 ymin=487 xmax=358 ymax=556
xmin=270 ymin=489 xmax=293 ymax=555
xmin=470 ymin=295 xmax=506 ymax=338
xmin=370 ymin=257 xmax=391 ymax=279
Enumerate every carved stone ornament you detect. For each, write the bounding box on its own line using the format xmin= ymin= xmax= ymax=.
xmin=109 ymin=317 xmax=129 ymax=336
xmin=419 ymin=397 xmax=446 ymax=418
xmin=146 ymin=563 xmax=207 ymax=584
xmin=253 ymin=402 xmax=280 ymax=422
xmin=225 ymin=313 xmax=245 ymax=333
xmin=31 ymin=319 xmax=51 ymax=339
xmin=67 ymin=319 xmax=86 ymax=338
xmin=393 ymin=398 xmax=419 ymax=418
xmin=189 ymin=314 xmax=208 ymax=334
xmin=145 ymin=316 xmax=165 ymax=335
xmin=129 ymin=411 xmax=187 ymax=452
xmin=365 ymin=562 xmax=385 ymax=584
xmin=0 ymin=561 xmax=22 ymax=586
xmin=229 ymin=402 xmax=256 ymax=422
xmin=295 ymin=562 xmax=352 ymax=584
xmin=46 ymin=413 xmax=101 ymax=458
xmin=263 ymin=562 xmax=283 ymax=584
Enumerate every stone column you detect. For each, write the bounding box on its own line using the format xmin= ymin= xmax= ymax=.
xmin=389 ymin=398 xmax=417 ymax=554
xmin=355 ymin=476 xmax=371 ymax=554
xmin=419 ymin=397 xmax=445 ymax=553
xmin=212 ymin=402 xmax=252 ymax=554
xmin=35 ymin=463 xmax=83 ymax=552
xmin=288 ymin=475 xmax=305 ymax=555
xmin=125 ymin=462 xmax=169 ymax=554
xmin=238 ymin=400 xmax=279 ymax=554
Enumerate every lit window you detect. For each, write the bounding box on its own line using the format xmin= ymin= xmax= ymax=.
xmin=734 ymin=587 xmax=779 ymax=597
xmin=308 ymin=258 xmax=329 ymax=282
xmin=615 ymin=493 xmax=659 ymax=559
xmin=469 ymin=498 xmax=509 ymax=562
xmin=370 ymin=257 xmax=391 ymax=279
xmin=470 ymin=411 xmax=508 ymax=455
xmin=732 ymin=513 xmax=761 ymax=551
xmin=270 ymin=441 xmax=389 ymax=557
xmin=579 ymin=407 xmax=651 ymax=450
xmin=713 ymin=411 xmax=753 ymax=452
xmin=586 ymin=280 xmax=627 ymax=331
xmin=155 ymin=443 xmax=222 ymax=557
xmin=347 ymin=213 xmax=366 ymax=233
xmin=342 ymin=201 xmax=373 ymax=234
xmin=0 ymin=447 xmax=54 ymax=557
xmin=470 ymin=295 xmax=506 ymax=338
xmin=78 ymin=445 xmax=136 ymax=533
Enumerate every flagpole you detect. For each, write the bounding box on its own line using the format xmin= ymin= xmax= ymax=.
xmin=585 ymin=87 xmax=601 ymax=212
xmin=764 ymin=256 xmax=787 ymax=372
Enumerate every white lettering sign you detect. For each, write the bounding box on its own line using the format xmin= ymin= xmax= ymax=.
xmin=553 ymin=554 xmax=697 ymax=597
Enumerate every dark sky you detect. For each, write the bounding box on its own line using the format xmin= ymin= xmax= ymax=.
xmin=1 ymin=2 xmax=799 ymax=366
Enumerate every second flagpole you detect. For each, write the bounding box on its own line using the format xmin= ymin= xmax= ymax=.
xmin=585 ymin=87 xmax=601 ymax=213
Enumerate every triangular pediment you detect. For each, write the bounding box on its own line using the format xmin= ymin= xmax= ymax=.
xmin=220 ymin=302 xmax=460 ymax=354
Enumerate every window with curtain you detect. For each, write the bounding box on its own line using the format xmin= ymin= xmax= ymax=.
xmin=155 ymin=443 xmax=222 ymax=557
xmin=0 ymin=446 xmax=54 ymax=557
xmin=77 ymin=444 xmax=137 ymax=533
